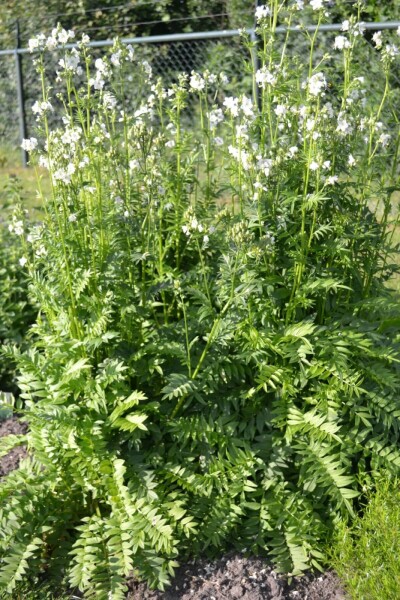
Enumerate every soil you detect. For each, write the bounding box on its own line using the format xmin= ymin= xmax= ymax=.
xmin=127 ymin=556 xmax=347 ymax=600
xmin=0 ymin=417 xmax=348 ymax=600
xmin=0 ymin=415 xmax=28 ymax=477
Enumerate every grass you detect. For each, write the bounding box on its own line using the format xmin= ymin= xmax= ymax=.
xmin=329 ymin=475 xmax=400 ymax=600
xmin=0 ymin=145 xmax=50 ymax=214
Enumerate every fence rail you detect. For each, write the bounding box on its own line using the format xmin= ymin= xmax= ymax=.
xmin=0 ymin=20 xmax=400 ymax=167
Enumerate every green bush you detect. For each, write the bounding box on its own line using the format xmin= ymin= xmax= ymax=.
xmin=1 ymin=2 xmax=400 ymax=597
xmin=0 ymin=188 xmax=35 ymax=399
xmin=329 ymin=475 xmax=400 ymax=600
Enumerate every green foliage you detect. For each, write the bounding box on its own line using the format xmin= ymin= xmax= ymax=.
xmin=0 ymin=188 xmax=35 ymax=397
xmin=1 ymin=3 xmax=400 ymax=597
xmin=329 ymin=475 xmax=400 ymax=600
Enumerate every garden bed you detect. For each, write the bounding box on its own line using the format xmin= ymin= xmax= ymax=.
xmin=1 ymin=418 xmax=347 ymax=600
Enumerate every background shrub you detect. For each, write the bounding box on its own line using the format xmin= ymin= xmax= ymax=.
xmin=0 ymin=185 xmax=35 ymax=402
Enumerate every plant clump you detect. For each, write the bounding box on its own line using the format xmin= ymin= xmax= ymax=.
xmin=1 ymin=1 xmax=400 ymax=597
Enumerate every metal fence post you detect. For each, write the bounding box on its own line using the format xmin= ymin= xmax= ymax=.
xmin=250 ymin=28 xmax=260 ymax=110
xmin=251 ymin=0 xmax=260 ymax=110
xmin=14 ymin=20 xmax=27 ymax=167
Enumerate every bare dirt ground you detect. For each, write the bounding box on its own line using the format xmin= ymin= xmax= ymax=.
xmin=0 ymin=417 xmax=348 ymax=600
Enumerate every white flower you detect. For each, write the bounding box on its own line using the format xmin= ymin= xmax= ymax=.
xmin=305 ymin=118 xmax=315 ymax=131
xmin=308 ymin=72 xmax=327 ymax=96
xmin=384 ymin=43 xmax=399 ymax=58
xmin=241 ymin=96 xmax=254 ymax=118
xmin=68 ymin=213 xmax=77 ymax=222
xmin=310 ymin=0 xmax=325 ymax=10
xmin=288 ymin=146 xmax=298 ymax=158
xmin=372 ymin=31 xmax=382 ymax=49
xmin=348 ymin=154 xmax=356 ymax=167
xmin=95 ymin=58 xmax=108 ymax=74
xmin=111 ymin=50 xmax=122 ymax=67
xmin=334 ymin=35 xmax=351 ymax=50
xmin=257 ymin=156 xmax=274 ymax=177
xmin=229 ymin=145 xmax=252 ymax=170
xmin=19 ymin=256 xmax=28 ymax=267
xmin=103 ymin=92 xmax=117 ymax=110
xmin=336 ymin=114 xmax=353 ymax=136
xmin=32 ymin=100 xmax=53 ymax=117
xmin=397 ymin=26 xmax=400 ymax=37
xmin=256 ymin=67 xmax=277 ymax=88
xmin=142 ymin=61 xmax=152 ymax=77
xmin=309 ymin=161 xmax=319 ymax=171
xmin=223 ymin=96 xmax=240 ymax=117
xmin=38 ymin=155 xmax=51 ymax=170
xmin=28 ymin=38 xmax=40 ymax=53
xmin=80 ymin=34 xmax=90 ymax=46
xmin=255 ymin=5 xmax=271 ymax=21
xmin=190 ymin=71 xmax=205 ymax=91
xmin=53 ymin=164 xmax=75 ymax=184
xmin=236 ymin=124 xmax=248 ymax=140
xmin=61 ymin=127 xmax=81 ymax=145
xmin=21 ymin=137 xmax=38 ymax=152
xmin=323 ymin=160 xmax=331 ymax=170
xmin=9 ymin=219 xmax=24 ymax=236
xmin=46 ymin=32 xmax=58 ymax=50
xmin=378 ymin=133 xmax=391 ymax=147
xmin=58 ymin=49 xmax=80 ymax=73
xmin=214 ymin=136 xmax=224 ymax=146
xmin=129 ymin=159 xmax=140 ymax=170
xmin=36 ymin=245 xmax=47 ymax=257
xmin=341 ymin=20 xmax=350 ymax=31
xmin=209 ymin=108 xmax=224 ymax=128
xmin=165 ymin=140 xmax=176 ymax=148
xmin=326 ymin=175 xmax=338 ymax=185
xmin=58 ymin=29 xmax=74 ymax=45
xmin=203 ymin=235 xmax=209 ymax=246
xmin=274 ymin=104 xmax=287 ymax=117
xmin=28 ymin=34 xmax=45 ymax=53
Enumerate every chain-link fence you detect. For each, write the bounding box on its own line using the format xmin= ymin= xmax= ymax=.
xmin=0 ymin=22 xmax=400 ymax=166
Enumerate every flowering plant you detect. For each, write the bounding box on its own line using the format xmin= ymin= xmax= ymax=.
xmin=2 ymin=2 xmax=400 ymax=597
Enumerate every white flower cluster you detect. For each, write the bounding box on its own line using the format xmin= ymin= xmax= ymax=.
xmin=28 ymin=27 xmax=75 ymax=53
xmin=208 ymin=108 xmax=224 ymax=129
xmin=228 ymin=145 xmax=252 ymax=171
xmin=256 ymin=66 xmax=277 ymax=88
xmin=32 ymin=100 xmax=53 ymax=120
xmin=8 ymin=216 xmax=24 ymax=236
xmin=341 ymin=19 xmax=366 ymax=37
xmin=89 ymin=58 xmax=111 ymax=90
xmin=334 ymin=35 xmax=351 ymax=51
xmin=310 ymin=0 xmax=326 ymax=10
xmin=307 ymin=72 xmax=327 ymax=97
xmin=21 ymin=137 xmax=38 ymax=152
xmin=372 ymin=31 xmax=383 ymax=49
xmin=255 ymin=5 xmax=271 ymax=22
xmin=223 ymin=96 xmax=254 ymax=119
xmin=53 ymin=164 xmax=76 ymax=185
xmin=189 ymin=71 xmax=205 ymax=92
xmin=181 ymin=212 xmax=211 ymax=247
xmin=58 ymin=49 xmax=82 ymax=75
xmin=189 ymin=69 xmax=222 ymax=92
